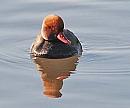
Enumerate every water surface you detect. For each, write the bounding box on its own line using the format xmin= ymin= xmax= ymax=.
xmin=0 ymin=0 xmax=130 ymax=108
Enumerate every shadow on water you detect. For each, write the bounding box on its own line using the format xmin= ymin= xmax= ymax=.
xmin=32 ymin=55 xmax=79 ymax=98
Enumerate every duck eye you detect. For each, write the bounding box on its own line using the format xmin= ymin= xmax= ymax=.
xmin=48 ymin=26 xmax=51 ymax=29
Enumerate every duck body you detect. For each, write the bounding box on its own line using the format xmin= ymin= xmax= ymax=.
xmin=30 ymin=29 xmax=82 ymax=59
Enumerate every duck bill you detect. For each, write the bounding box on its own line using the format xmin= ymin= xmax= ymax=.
xmin=57 ymin=32 xmax=71 ymax=44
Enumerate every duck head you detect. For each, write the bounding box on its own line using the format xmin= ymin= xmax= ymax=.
xmin=41 ymin=14 xmax=71 ymax=44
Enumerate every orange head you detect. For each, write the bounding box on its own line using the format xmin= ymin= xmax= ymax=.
xmin=41 ymin=14 xmax=71 ymax=44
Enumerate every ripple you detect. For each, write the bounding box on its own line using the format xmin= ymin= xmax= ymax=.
xmin=78 ymin=70 xmax=130 ymax=75
xmin=0 ymin=50 xmax=33 ymax=70
xmin=81 ymin=44 xmax=130 ymax=57
xmin=88 ymin=45 xmax=130 ymax=52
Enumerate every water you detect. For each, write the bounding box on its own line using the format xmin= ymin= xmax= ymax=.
xmin=0 ymin=0 xmax=130 ymax=108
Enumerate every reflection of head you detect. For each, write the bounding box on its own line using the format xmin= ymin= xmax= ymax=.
xmin=43 ymin=79 xmax=63 ymax=98
xmin=33 ymin=55 xmax=79 ymax=98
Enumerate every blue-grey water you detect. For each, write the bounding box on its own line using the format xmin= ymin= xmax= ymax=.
xmin=0 ymin=0 xmax=130 ymax=108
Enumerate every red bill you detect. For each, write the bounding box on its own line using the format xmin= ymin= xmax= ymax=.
xmin=57 ymin=32 xmax=71 ymax=44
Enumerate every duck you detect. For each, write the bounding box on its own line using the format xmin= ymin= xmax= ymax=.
xmin=30 ymin=14 xmax=82 ymax=59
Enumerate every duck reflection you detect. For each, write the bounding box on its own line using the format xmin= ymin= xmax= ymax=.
xmin=32 ymin=55 xmax=79 ymax=98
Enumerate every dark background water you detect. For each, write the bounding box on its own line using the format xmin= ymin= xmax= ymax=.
xmin=0 ymin=0 xmax=130 ymax=108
